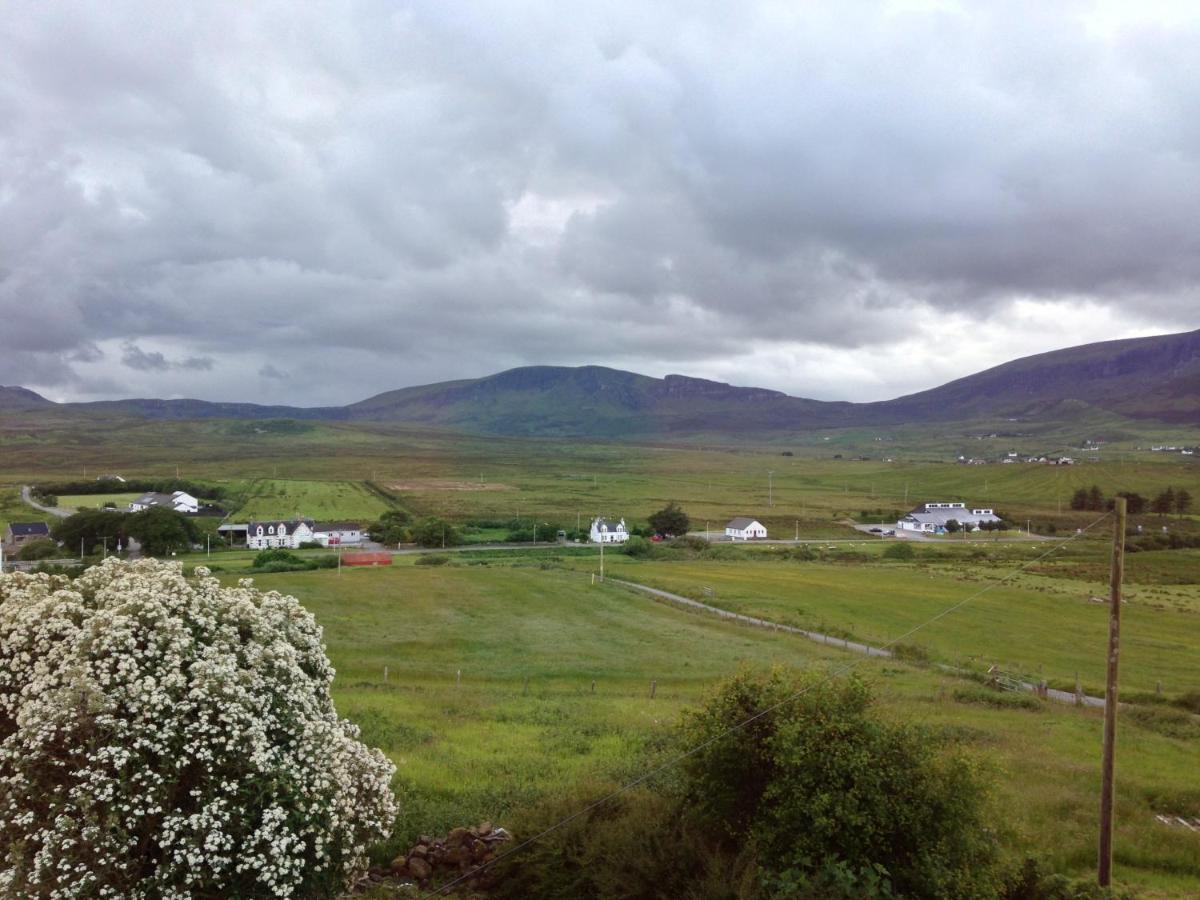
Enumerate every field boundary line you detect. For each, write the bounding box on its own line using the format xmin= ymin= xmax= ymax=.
xmin=422 ymin=512 xmax=1114 ymax=898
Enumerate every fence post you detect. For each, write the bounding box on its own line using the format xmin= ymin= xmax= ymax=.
xmin=650 ymin=680 xmax=657 ymax=699
xmin=456 ymin=669 xmax=461 ymax=688
xmin=1075 ymin=672 xmax=1082 ymax=706
xmin=383 ymin=665 xmax=388 ymax=683
xmin=591 ymin=680 xmax=596 ymax=694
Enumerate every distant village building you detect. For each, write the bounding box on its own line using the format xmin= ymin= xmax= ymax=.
xmin=3 ymin=522 xmax=50 ymax=548
xmin=896 ymin=502 xmax=1001 ymax=535
xmin=589 ymin=517 xmax=629 ymax=544
xmin=246 ymin=519 xmax=364 ymax=550
xmin=128 ymin=490 xmax=200 ymax=514
xmin=725 ymin=517 xmax=768 ymax=540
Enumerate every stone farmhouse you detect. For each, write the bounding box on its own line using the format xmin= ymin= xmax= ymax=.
xmin=3 ymin=522 xmax=50 ymax=548
xmin=589 ymin=517 xmax=629 ymax=544
xmin=725 ymin=517 xmax=768 ymax=540
xmin=896 ymin=502 xmax=1000 ymax=534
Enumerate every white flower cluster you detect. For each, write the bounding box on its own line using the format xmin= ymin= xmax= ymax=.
xmin=0 ymin=559 xmax=397 ymax=898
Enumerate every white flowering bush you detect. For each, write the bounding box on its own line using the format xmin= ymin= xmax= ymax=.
xmin=0 ymin=559 xmax=396 ymax=898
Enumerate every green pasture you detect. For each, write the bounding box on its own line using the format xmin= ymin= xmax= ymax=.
xmin=230 ymin=479 xmax=393 ymax=522
xmin=242 ymin=563 xmax=1199 ymax=894
xmin=578 ymin=553 xmax=1200 ymax=700
xmin=57 ymin=492 xmax=141 ymax=510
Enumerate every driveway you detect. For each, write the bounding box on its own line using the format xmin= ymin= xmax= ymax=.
xmin=20 ymin=485 xmax=72 ymax=519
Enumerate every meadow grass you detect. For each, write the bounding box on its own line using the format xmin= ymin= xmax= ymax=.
xmin=230 ymin=478 xmax=394 ymax=521
xmin=56 ymin=491 xmax=142 ymax=509
xmin=573 ymin=552 xmax=1200 ymax=700
xmin=245 ymin=563 xmax=1200 ymax=894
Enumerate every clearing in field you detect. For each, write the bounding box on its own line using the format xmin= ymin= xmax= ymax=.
xmin=56 ymin=492 xmax=142 ymax=509
xmin=387 ymin=479 xmax=514 ymax=492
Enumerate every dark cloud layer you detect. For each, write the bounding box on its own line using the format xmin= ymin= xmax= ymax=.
xmin=1 ymin=1 xmax=1198 ymax=404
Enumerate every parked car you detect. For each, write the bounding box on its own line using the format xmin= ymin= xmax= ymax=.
xmin=869 ymin=527 xmax=883 ymax=533
xmin=651 ymin=534 xmax=664 ymax=542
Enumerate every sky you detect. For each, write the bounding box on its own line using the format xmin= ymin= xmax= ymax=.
xmin=2 ymin=0 xmax=1198 ymax=406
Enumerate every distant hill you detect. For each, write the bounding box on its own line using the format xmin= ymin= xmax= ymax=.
xmin=4 ymin=328 xmax=1199 ymax=435
xmin=0 ymin=386 xmax=54 ymax=411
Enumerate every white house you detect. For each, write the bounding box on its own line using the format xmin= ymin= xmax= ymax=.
xmin=725 ymin=517 xmax=768 ymax=540
xmin=311 ymin=522 xmax=364 ymax=547
xmin=589 ymin=517 xmax=629 ymax=543
xmin=128 ymin=490 xmax=199 ymax=514
xmin=247 ymin=519 xmax=316 ymax=549
xmin=896 ymin=502 xmax=1001 ymax=534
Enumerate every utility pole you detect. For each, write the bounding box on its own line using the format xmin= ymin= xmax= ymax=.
xmin=768 ymin=471 xmax=775 ymax=507
xmin=599 ymin=538 xmax=604 ymax=582
xmin=795 ymin=520 xmax=799 ymax=541
xmin=1098 ymin=497 xmax=1127 ymax=888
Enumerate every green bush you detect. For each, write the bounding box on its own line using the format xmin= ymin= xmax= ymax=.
xmin=410 ymin=517 xmax=460 ymax=548
xmin=953 ymin=685 xmax=1045 ymax=712
xmin=882 ymin=541 xmax=916 ymax=560
xmin=253 ymin=548 xmax=303 ymax=568
xmin=679 ymin=669 xmax=1003 ymax=898
xmin=1124 ymin=704 xmax=1200 ymax=740
xmin=16 ymin=539 xmax=59 ymax=561
xmin=623 ymin=535 xmax=651 ymax=557
xmin=415 ymin=554 xmax=450 ymax=567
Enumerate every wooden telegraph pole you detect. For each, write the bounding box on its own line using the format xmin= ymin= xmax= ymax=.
xmin=1098 ymin=497 xmax=1127 ymax=888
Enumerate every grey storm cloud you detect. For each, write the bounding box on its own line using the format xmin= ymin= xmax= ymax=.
xmin=1 ymin=0 xmax=1198 ymax=405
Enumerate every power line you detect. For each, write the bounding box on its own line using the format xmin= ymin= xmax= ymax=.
xmin=422 ymin=513 xmax=1114 ymax=897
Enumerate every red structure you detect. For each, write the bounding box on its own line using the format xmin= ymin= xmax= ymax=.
xmin=341 ymin=552 xmax=393 ymax=567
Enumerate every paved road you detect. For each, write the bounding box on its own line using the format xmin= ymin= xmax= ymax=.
xmin=611 ymin=577 xmax=1105 ymax=709
xmin=20 ymin=485 xmax=72 ymax=518
xmin=850 ymin=523 xmax=1055 ymax=543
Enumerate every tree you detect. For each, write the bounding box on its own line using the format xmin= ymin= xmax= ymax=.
xmin=1174 ymin=488 xmax=1192 ymax=518
xmin=1069 ymin=488 xmax=1089 ymax=511
xmin=124 ymin=507 xmax=199 ymax=556
xmin=0 ymin=559 xmax=395 ymax=896
xmin=369 ymin=509 xmax=411 ymax=545
xmin=1152 ymin=487 xmax=1176 ymax=516
xmin=648 ymin=502 xmax=690 ymax=538
xmin=410 ymin=517 xmax=460 ymax=548
xmin=1087 ymin=484 xmax=1105 ymax=511
xmin=50 ymin=509 xmax=125 ymax=555
xmin=944 ymin=519 xmax=961 ymax=533
xmin=678 ymin=669 xmax=1001 ymax=897
xmin=1112 ymin=491 xmax=1147 ymax=515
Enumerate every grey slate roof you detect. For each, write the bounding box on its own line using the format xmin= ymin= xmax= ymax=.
xmin=7 ymin=522 xmax=50 ymax=537
xmin=726 ymin=517 xmax=762 ymax=530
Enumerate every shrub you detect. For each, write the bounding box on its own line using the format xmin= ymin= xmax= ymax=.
xmin=415 ymin=554 xmax=451 ymax=566
xmin=623 ymin=535 xmax=652 ymax=557
xmin=953 ymin=685 xmax=1045 ymax=712
xmin=16 ymin=539 xmax=58 ymax=561
xmin=253 ymin=547 xmax=304 ymax=568
xmin=882 ymin=541 xmax=916 ymax=560
xmin=410 ymin=517 xmax=461 ymax=548
xmin=678 ymin=669 xmax=1002 ymax=897
xmin=0 ymin=559 xmax=396 ymax=897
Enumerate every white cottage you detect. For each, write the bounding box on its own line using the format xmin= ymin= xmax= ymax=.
xmin=589 ymin=517 xmax=629 ymax=544
xmin=311 ymin=522 xmax=364 ymax=547
xmin=725 ymin=517 xmax=768 ymax=540
xmin=247 ymin=519 xmax=316 ymax=549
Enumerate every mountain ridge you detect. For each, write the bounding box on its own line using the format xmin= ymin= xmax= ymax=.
xmin=3 ymin=328 xmax=1198 ymax=435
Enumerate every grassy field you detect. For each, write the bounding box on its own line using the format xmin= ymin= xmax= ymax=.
xmin=244 ymin=562 xmax=1200 ymax=894
xmin=229 ymin=479 xmax=394 ymax=522
xmin=56 ymin=491 xmax=142 ymax=509
xmin=571 ymin=551 xmax=1200 ymax=700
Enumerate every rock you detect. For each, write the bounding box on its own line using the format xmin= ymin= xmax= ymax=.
xmin=478 ymin=821 xmax=493 ymax=836
xmin=408 ymin=856 xmax=432 ymax=881
xmin=446 ymin=826 xmax=469 ymax=846
xmin=410 ymin=844 xmax=429 ymax=858
xmin=389 ymin=856 xmax=408 ymax=874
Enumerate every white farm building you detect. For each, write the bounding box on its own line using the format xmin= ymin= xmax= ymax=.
xmin=896 ymin=502 xmax=1001 ymax=534
xmin=725 ymin=517 xmax=768 ymax=540
xmin=589 ymin=517 xmax=629 ymax=543
xmin=247 ymin=519 xmax=365 ymax=550
xmin=128 ymin=490 xmax=200 ymax=514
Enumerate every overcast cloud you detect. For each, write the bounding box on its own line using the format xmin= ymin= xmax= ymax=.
xmin=1 ymin=0 xmax=1198 ymax=405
